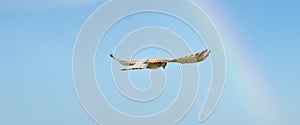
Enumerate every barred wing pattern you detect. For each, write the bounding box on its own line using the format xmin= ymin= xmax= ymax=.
xmin=169 ymin=49 xmax=211 ymax=63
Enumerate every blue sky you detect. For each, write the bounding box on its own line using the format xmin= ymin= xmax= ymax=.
xmin=0 ymin=0 xmax=299 ymax=125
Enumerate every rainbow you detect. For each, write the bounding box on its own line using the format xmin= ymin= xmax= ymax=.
xmin=195 ymin=1 xmax=286 ymax=124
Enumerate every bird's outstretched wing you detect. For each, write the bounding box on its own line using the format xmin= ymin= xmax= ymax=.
xmin=168 ymin=49 xmax=211 ymax=63
xmin=120 ymin=60 xmax=148 ymax=71
xmin=109 ymin=54 xmax=138 ymax=66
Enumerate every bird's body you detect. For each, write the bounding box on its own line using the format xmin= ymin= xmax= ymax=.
xmin=110 ymin=49 xmax=211 ymax=71
xmin=146 ymin=59 xmax=167 ymax=69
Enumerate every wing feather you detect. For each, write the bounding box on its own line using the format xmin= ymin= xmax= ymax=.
xmin=121 ymin=60 xmax=148 ymax=71
xmin=110 ymin=54 xmax=137 ymax=66
xmin=168 ymin=49 xmax=211 ymax=64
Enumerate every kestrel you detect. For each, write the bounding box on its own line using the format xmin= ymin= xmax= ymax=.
xmin=110 ymin=49 xmax=211 ymax=71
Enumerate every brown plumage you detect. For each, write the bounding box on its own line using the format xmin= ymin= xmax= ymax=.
xmin=110 ymin=49 xmax=211 ymax=71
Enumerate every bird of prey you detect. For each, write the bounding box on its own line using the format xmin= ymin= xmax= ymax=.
xmin=110 ymin=49 xmax=211 ymax=71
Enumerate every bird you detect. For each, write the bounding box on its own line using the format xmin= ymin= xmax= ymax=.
xmin=110 ymin=49 xmax=211 ymax=71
